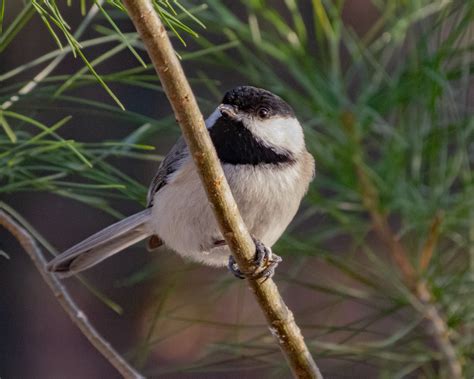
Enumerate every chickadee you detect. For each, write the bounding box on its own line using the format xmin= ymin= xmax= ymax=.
xmin=47 ymin=86 xmax=315 ymax=279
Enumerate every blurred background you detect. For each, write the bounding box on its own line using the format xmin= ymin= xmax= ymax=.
xmin=0 ymin=1 xmax=472 ymax=378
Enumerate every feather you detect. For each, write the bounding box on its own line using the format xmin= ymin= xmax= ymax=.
xmin=46 ymin=209 xmax=152 ymax=277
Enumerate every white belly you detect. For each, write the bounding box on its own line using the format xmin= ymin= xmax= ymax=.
xmin=148 ymin=157 xmax=311 ymax=266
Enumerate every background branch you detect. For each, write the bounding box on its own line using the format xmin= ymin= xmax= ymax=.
xmin=0 ymin=209 xmax=144 ymax=379
xmin=342 ymin=112 xmax=463 ymax=379
xmin=121 ymin=0 xmax=322 ymax=378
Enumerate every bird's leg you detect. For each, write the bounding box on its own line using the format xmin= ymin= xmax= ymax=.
xmin=228 ymin=237 xmax=282 ymax=281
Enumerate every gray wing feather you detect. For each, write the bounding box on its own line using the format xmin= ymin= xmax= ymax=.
xmin=146 ymin=137 xmax=189 ymax=207
xmin=47 ymin=209 xmax=152 ymax=276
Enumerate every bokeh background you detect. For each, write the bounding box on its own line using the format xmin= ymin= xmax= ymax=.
xmin=1 ymin=1 xmax=472 ymax=378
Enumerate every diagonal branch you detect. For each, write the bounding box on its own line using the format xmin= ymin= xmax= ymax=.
xmin=419 ymin=212 xmax=443 ymax=272
xmin=342 ymin=111 xmax=463 ymax=379
xmin=0 ymin=209 xmax=144 ymax=379
xmin=121 ymin=1 xmax=322 ymax=378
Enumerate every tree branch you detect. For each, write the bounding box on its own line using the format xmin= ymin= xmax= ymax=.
xmin=0 ymin=209 xmax=144 ymax=379
xmin=419 ymin=212 xmax=443 ymax=272
xmin=342 ymin=111 xmax=463 ymax=379
xmin=121 ymin=1 xmax=322 ymax=378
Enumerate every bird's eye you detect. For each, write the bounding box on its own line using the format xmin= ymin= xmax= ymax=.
xmin=257 ymin=107 xmax=270 ymax=119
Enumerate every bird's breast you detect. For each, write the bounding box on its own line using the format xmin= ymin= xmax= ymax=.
xmin=149 ymin=153 xmax=313 ymax=266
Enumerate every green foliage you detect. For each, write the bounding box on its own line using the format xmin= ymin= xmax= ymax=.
xmin=188 ymin=0 xmax=473 ymax=377
xmin=0 ymin=0 xmax=216 ymax=214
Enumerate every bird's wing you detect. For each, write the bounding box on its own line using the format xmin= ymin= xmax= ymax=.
xmin=146 ymin=136 xmax=189 ymax=207
xmin=146 ymin=108 xmax=220 ymax=207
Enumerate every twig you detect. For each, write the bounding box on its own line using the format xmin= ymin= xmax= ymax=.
xmin=342 ymin=111 xmax=463 ymax=379
xmin=121 ymin=1 xmax=322 ymax=378
xmin=0 ymin=209 xmax=144 ymax=379
xmin=419 ymin=212 xmax=443 ymax=272
xmin=416 ymin=281 xmax=462 ymax=379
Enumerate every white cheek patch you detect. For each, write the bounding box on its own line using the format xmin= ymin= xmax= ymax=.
xmin=246 ymin=117 xmax=305 ymax=155
xmin=205 ymin=108 xmax=221 ymax=129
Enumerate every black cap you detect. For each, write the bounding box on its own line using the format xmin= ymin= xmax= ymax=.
xmin=222 ymin=86 xmax=295 ymax=118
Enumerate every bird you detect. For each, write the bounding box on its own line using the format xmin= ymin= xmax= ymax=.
xmin=47 ymin=86 xmax=315 ymax=279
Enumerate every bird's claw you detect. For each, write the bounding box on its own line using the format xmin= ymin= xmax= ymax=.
xmin=228 ymin=237 xmax=282 ymax=281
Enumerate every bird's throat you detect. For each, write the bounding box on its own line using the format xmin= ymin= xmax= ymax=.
xmin=209 ymin=117 xmax=294 ymax=165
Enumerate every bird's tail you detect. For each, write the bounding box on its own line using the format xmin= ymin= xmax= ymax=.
xmin=47 ymin=209 xmax=152 ymax=277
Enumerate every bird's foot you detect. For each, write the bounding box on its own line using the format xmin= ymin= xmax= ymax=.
xmin=228 ymin=237 xmax=282 ymax=281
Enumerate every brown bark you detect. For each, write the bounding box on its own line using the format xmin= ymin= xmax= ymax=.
xmin=121 ymin=1 xmax=322 ymax=378
xmin=0 ymin=208 xmax=143 ymax=379
xmin=342 ymin=111 xmax=463 ymax=379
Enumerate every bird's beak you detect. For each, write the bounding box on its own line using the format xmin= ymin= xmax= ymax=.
xmin=218 ymin=104 xmax=238 ymax=119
